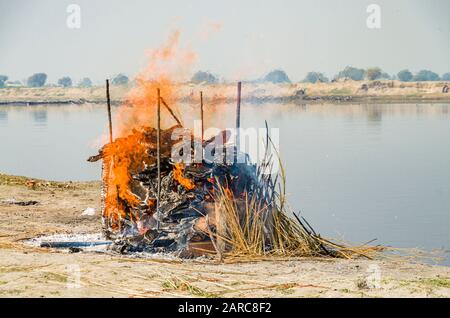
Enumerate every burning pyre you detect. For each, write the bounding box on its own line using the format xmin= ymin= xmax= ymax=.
xmin=88 ymin=97 xmax=381 ymax=260
xmin=86 ymin=32 xmax=380 ymax=259
xmin=88 ymin=123 xmax=260 ymax=256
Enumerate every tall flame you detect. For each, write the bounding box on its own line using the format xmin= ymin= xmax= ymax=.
xmin=103 ymin=31 xmax=197 ymax=229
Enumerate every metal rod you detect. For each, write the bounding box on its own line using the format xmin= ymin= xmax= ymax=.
xmin=156 ymin=88 xmax=161 ymax=231
xmin=106 ymin=79 xmax=113 ymax=143
xmin=236 ymin=81 xmax=242 ymax=153
xmin=200 ymin=91 xmax=204 ymax=144
xmin=160 ymin=96 xmax=182 ymax=126
xmin=40 ymin=241 xmax=112 ymax=248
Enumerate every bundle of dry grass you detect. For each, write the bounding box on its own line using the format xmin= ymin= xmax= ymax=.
xmin=208 ymin=124 xmax=383 ymax=260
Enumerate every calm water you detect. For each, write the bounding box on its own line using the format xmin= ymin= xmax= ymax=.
xmin=1 ymin=103 xmax=449 ymax=264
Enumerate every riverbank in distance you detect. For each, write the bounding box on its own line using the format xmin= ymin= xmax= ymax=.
xmin=1 ymin=80 xmax=450 ymax=105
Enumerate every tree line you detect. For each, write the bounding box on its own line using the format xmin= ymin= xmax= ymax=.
xmin=182 ymin=69 xmax=450 ymax=84
xmin=1 ymin=68 xmax=449 ymax=88
xmin=302 ymin=67 xmax=450 ymax=84
xmin=0 ymin=73 xmax=129 ymax=88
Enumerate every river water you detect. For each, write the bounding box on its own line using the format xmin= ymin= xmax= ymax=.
xmin=1 ymin=103 xmax=449 ymax=264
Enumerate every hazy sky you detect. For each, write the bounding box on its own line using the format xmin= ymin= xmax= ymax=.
xmin=1 ymin=0 xmax=449 ymax=83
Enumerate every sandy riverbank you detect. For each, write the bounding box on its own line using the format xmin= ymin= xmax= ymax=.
xmin=1 ymin=81 xmax=450 ymax=105
xmin=0 ymin=173 xmax=449 ymax=298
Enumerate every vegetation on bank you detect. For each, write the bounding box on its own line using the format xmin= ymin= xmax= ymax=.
xmin=302 ymin=67 xmax=449 ymax=84
xmin=0 ymin=73 xmax=128 ymax=89
xmin=0 ymin=80 xmax=449 ymax=105
xmin=1 ymin=66 xmax=449 ymax=89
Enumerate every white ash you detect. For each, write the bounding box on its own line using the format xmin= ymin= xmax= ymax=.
xmin=25 ymin=233 xmax=106 ymax=247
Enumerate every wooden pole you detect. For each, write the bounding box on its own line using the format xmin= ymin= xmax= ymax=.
xmin=200 ymin=91 xmax=204 ymax=144
xmin=156 ymin=88 xmax=161 ymax=231
xmin=106 ymin=79 xmax=113 ymax=143
xmin=105 ymin=79 xmax=120 ymax=232
xmin=236 ymin=82 xmax=242 ymax=153
xmin=160 ymin=97 xmax=182 ymax=126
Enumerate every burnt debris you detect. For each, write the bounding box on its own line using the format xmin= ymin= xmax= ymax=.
xmin=88 ymin=124 xmax=257 ymax=257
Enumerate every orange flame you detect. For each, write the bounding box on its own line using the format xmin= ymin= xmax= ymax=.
xmin=103 ymin=31 xmax=197 ymax=229
xmin=173 ymin=163 xmax=195 ymax=190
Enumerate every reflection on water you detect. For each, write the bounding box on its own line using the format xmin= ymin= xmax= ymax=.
xmin=31 ymin=109 xmax=48 ymax=126
xmin=0 ymin=110 xmax=7 ymax=124
xmin=0 ymin=103 xmax=449 ymax=265
xmin=366 ymin=108 xmax=382 ymax=124
xmin=0 ymin=104 xmax=107 ymax=182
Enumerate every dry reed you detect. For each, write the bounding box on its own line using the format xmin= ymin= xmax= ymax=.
xmin=209 ymin=122 xmax=383 ymax=260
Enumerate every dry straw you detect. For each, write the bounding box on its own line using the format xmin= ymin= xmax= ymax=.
xmin=208 ymin=122 xmax=383 ymax=260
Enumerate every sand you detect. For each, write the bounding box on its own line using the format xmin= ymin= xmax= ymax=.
xmin=0 ymin=173 xmax=449 ymax=298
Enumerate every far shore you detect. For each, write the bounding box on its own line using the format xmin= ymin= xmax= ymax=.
xmin=1 ymin=80 xmax=450 ymax=105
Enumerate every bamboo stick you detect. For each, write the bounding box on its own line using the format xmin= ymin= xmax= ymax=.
xmin=236 ymin=82 xmax=242 ymax=153
xmin=200 ymin=91 xmax=204 ymax=144
xmin=156 ymin=88 xmax=161 ymax=231
xmin=106 ymin=79 xmax=113 ymax=143
xmin=160 ymin=96 xmax=182 ymax=126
